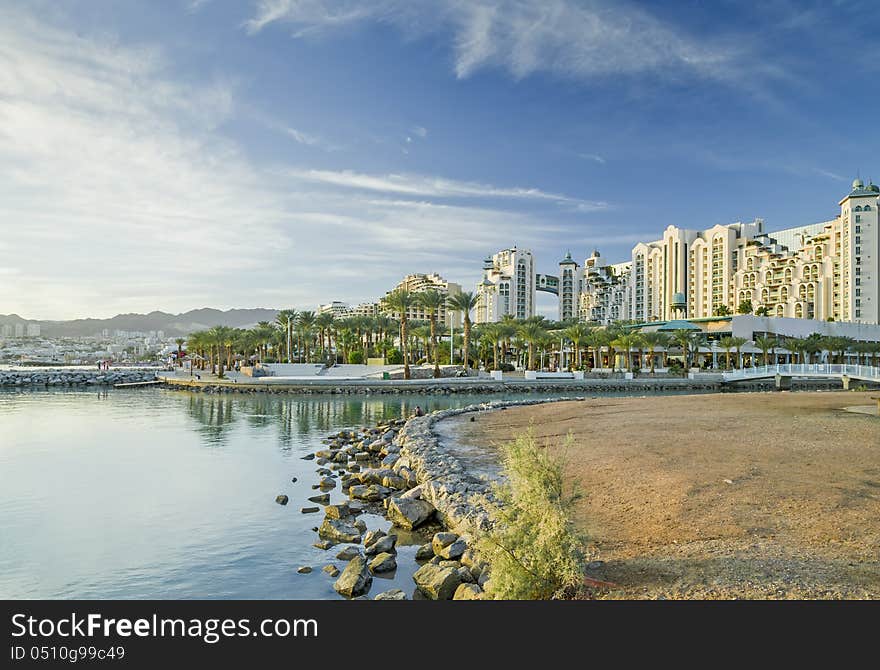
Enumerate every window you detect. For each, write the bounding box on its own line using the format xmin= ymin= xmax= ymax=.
xmin=854 ymin=206 xmax=862 ymax=212
xmin=864 ymin=204 xmax=872 ymax=211
xmin=855 ymin=289 xmax=861 ymax=296
xmin=856 ymin=278 xmax=861 ymax=286
xmin=855 ymin=215 xmax=861 ymax=223
xmin=856 ymin=310 xmax=861 ymax=318
xmin=856 ymin=247 xmax=861 ymax=254
xmin=855 ymin=225 xmax=861 ymax=233
xmin=856 ymin=237 xmax=861 ymax=244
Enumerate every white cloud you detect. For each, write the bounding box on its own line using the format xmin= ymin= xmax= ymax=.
xmin=283 ymin=168 xmax=607 ymax=209
xmin=411 ymin=126 xmax=428 ymax=138
xmin=578 ymin=153 xmax=606 ymax=164
xmin=0 ymin=7 xmax=606 ymax=319
xmin=245 ymin=0 xmax=740 ymax=83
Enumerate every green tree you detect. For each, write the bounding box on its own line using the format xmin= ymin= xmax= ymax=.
xmin=754 ymin=335 xmax=777 ymax=366
xmin=585 ymin=328 xmax=610 ymax=370
xmin=174 ymin=338 xmax=185 ymax=367
xmin=611 ymin=332 xmax=641 ymax=372
xmin=640 ymin=331 xmax=670 ymax=374
xmin=718 ymin=336 xmax=735 ymax=370
xmin=562 ymin=323 xmax=591 ymax=371
xmin=383 ymin=289 xmax=415 ymax=380
xmin=416 ymin=289 xmax=445 ymax=378
xmin=737 ymin=299 xmax=753 ymax=315
xmin=315 ymin=312 xmax=335 ymax=361
xmin=275 ymin=309 xmax=298 ymax=362
xmin=517 ymin=322 xmax=547 ymax=371
xmin=713 ymin=304 xmax=732 ymax=316
xmin=447 ymin=291 xmax=478 ymax=371
xmin=296 ymin=311 xmax=317 ymax=363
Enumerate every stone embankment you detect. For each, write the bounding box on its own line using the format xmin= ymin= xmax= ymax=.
xmin=298 ymin=397 xmax=587 ymax=600
xmin=0 ymin=369 xmax=159 ymax=387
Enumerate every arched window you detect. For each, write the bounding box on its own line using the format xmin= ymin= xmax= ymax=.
xmin=854 ymin=206 xmax=862 ymax=212
xmin=762 ymin=289 xmax=769 ymax=303
xmin=795 ymin=304 xmax=803 ymax=318
xmin=864 ymin=204 xmax=872 ymax=211
xmin=814 ymin=246 xmax=823 ymax=261
xmin=776 ymin=304 xmax=784 ymax=316
xmin=784 ymin=268 xmax=793 ymax=283
xmin=781 ymin=286 xmax=788 ymax=301
xmin=747 ymin=257 xmax=754 ymax=271
xmin=807 ymin=284 xmax=815 ymax=300
xmin=799 ymin=284 xmax=807 ymax=300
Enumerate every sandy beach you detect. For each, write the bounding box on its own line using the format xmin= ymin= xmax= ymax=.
xmin=447 ymin=391 xmax=880 ymax=599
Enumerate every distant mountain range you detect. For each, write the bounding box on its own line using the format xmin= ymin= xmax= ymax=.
xmin=0 ymin=308 xmax=281 ymax=337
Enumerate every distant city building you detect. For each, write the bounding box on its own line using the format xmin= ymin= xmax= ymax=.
xmin=475 ymin=247 xmax=537 ymax=323
xmin=14 ymin=323 xmax=24 ymax=338
xmin=26 ymin=323 xmax=40 ymax=337
xmin=1 ymin=324 xmax=12 ymax=338
xmin=350 ymin=302 xmax=380 ymax=318
xmin=384 ymin=273 xmax=462 ymax=327
xmin=318 ymin=301 xmax=351 ymax=318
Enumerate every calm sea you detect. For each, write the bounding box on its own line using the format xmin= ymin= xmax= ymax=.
xmin=0 ymin=387 xmax=709 ymax=599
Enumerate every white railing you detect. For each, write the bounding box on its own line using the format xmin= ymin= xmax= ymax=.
xmin=723 ymin=364 xmax=880 ymax=382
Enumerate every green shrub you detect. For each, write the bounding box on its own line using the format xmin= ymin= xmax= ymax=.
xmin=385 ymin=349 xmax=403 ymax=364
xmin=347 ymin=350 xmax=364 ymax=364
xmin=476 ymin=429 xmax=586 ymax=599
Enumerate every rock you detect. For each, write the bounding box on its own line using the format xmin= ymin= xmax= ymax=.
xmin=413 ymin=563 xmax=462 ymax=600
xmin=382 ymin=475 xmax=407 ymax=490
xmin=457 ymin=566 xmax=475 ymax=584
xmin=354 ymin=452 xmax=371 ymax=461
xmin=415 ymin=543 xmax=435 ymax=560
xmin=435 ymin=539 xmax=467 ymax=560
xmin=297 ymin=566 xmax=312 ymax=574
xmin=333 ymin=555 xmax=372 ymax=598
xmin=363 ymin=530 xmax=386 ymax=549
xmin=324 ymin=503 xmax=350 ymax=519
xmin=348 ymin=484 xmax=389 ymax=502
xmin=387 ymin=497 xmax=435 ymax=530
xmin=587 ymin=560 xmax=605 ymax=571
xmin=318 ymin=518 xmax=363 ymax=544
xmin=307 ymin=493 xmax=330 ymax=505
xmin=477 ymin=568 xmax=490 ymax=588
xmin=301 ymin=454 xmax=315 ymax=460
xmin=347 ymin=501 xmax=365 ymax=514
xmin=432 ymin=532 xmax=458 ymax=549
xmin=322 ymin=565 xmax=340 ymax=577
xmin=374 ymin=588 xmax=407 ymax=601
xmin=365 ymin=535 xmax=397 ymax=556
xmin=275 ymin=495 xmax=289 ymax=505
xmin=336 ymin=546 xmax=362 ymax=561
xmin=400 ymin=484 xmax=423 ymax=500
xmin=291 ymin=477 xmax=298 ymax=483
xmin=369 ymin=552 xmax=397 ymax=574
xmin=318 ymin=477 xmax=337 ymax=489
xmin=300 ymin=507 xmax=320 ymax=514
xmin=313 ymin=540 xmax=334 ymax=550
xmin=453 ymin=583 xmax=483 ymax=600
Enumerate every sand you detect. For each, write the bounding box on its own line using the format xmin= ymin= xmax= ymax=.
xmin=448 ymin=391 xmax=880 ymax=599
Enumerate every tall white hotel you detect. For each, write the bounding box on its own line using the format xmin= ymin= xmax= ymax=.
xmin=476 ymin=179 xmax=880 ymax=326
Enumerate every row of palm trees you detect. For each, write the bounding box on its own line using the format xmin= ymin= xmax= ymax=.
xmin=179 ymin=295 xmax=880 ymax=377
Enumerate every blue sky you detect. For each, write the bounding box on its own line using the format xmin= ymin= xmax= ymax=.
xmin=1 ymin=0 xmax=878 ymax=319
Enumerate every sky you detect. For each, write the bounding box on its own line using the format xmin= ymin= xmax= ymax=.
xmin=1 ymin=0 xmax=878 ymax=320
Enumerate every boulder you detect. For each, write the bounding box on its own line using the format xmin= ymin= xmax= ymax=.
xmin=300 ymin=507 xmax=320 ymax=514
xmin=415 ymin=543 xmax=435 ymax=560
xmin=387 ymin=497 xmax=435 ymax=530
xmin=374 ymin=588 xmax=407 ymax=601
xmin=318 ymin=518 xmax=362 ymax=544
xmin=412 ymin=563 xmax=462 ymax=600
xmin=313 ymin=540 xmax=334 ymax=550
xmin=369 ymin=552 xmax=397 ymax=574
xmin=322 ymin=565 xmax=340 ymax=578
xmin=307 ymin=493 xmax=330 ymax=505
xmin=432 ymin=532 xmax=458 ymax=549
xmin=318 ymin=477 xmax=337 ymax=489
xmin=324 ymin=503 xmax=350 ymax=520
xmin=363 ymin=530 xmax=386 ymax=550
xmin=365 ymin=535 xmax=397 ymax=556
xmin=275 ymin=495 xmax=289 ymax=505
xmin=453 ymin=583 xmax=483 ymax=600
xmin=349 ymin=485 xmax=389 ymax=502
xmin=297 ymin=566 xmax=312 ymax=574
xmin=333 ymin=556 xmax=372 ymax=598
xmin=382 ymin=475 xmax=407 ymax=490
xmin=435 ymin=539 xmax=467 ymax=560
xmin=336 ymin=546 xmax=362 ymax=561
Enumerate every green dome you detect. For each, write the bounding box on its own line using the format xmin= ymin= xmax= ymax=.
xmin=671 ymin=292 xmax=686 ymax=307
xmin=853 ymin=178 xmax=864 ymax=189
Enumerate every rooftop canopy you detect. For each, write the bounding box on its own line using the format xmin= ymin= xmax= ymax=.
xmin=657 ymin=319 xmax=702 ymax=332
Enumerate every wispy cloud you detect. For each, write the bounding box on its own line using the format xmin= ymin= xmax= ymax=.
xmin=577 ymin=152 xmax=606 ymax=164
xmin=411 ymin=125 xmax=428 ymax=138
xmin=812 ymin=168 xmax=847 ymax=182
xmin=283 ymin=168 xmax=608 ymax=210
xmin=245 ymin=0 xmax=744 ymax=84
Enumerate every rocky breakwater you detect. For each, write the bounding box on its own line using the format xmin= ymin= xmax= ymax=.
xmin=291 ymin=417 xmax=493 ymax=600
xmin=0 ymin=368 xmax=159 ymax=387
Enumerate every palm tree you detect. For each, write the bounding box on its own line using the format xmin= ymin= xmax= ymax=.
xmin=315 ymin=312 xmax=335 ymax=361
xmin=416 ymin=290 xmax=445 ymax=378
xmin=517 ymin=322 xmax=546 ymax=371
xmin=585 ymin=328 xmax=610 ymax=370
xmin=275 ymin=309 xmax=297 ymax=362
xmin=611 ymin=332 xmax=641 ymax=372
xmin=562 ymin=323 xmax=591 ymax=371
xmin=754 ymin=335 xmax=777 ymax=367
xmin=447 ymin=291 xmax=478 ymax=371
xmin=671 ymin=329 xmax=693 ymax=369
xmin=383 ymin=289 xmax=415 ymax=380
xmin=718 ymin=336 xmax=735 ymax=370
xmin=296 ymin=311 xmax=317 ymax=363
xmin=174 ymin=338 xmax=185 ymax=367
xmin=641 ymin=332 xmax=669 ymax=374
xmin=729 ymin=336 xmax=747 ymax=369
xmin=785 ymin=337 xmax=808 ymax=365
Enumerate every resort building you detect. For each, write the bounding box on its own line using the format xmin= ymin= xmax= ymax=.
xmin=475 ymin=247 xmax=537 ymax=323
xmin=383 ymin=273 xmax=462 ymax=327
xmin=318 ymin=301 xmax=351 ymax=318
xmin=350 ymin=302 xmax=380 ymax=318
xmin=626 ymin=179 xmax=879 ymax=325
xmin=557 ymin=250 xmax=632 ymax=325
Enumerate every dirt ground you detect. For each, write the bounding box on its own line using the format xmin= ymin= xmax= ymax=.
xmin=450 ymin=391 xmax=880 ymax=599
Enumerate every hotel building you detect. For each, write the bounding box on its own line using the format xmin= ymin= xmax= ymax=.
xmin=475 ymin=247 xmax=537 ymax=323
xmin=383 ymin=273 xmax=462 ymax=327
